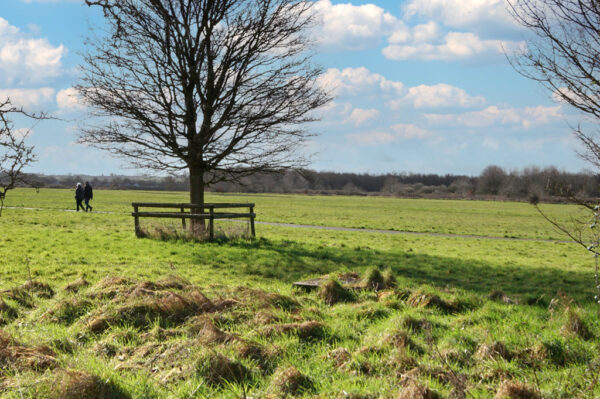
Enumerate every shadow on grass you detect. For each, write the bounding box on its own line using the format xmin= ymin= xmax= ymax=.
xmin=206 ymin=238 xmax=595 ymax=304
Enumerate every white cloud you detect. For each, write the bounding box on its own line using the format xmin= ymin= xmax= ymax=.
xmin=0 ymin=17 xmax=65 ymax=85
xmin=389 ymin=83 xmax=486 ymax=109
xmin=383 ymin=31 xmax=524 ymax=61
xmin=348 ymin=124 xmax=434 ymax=145
xmin=424 ymin=105 xmax=563 ymax=128
xmin=348 ymin=108 xmax=380 ymax=126
xmin=0 ymin=87 xmax=55 ymax=108
xmin=313 ymin=0 xmax=404 ymax=50
xmin=482 ymin=137 xmax=500 ymax=150
xmin=12 ymin=127 xmax=33 ymax=140
xmin=403 ymin=0 xmax=520 ymax=34
xmin=56 ymin=87 xmax=86 ymax=110
xmin=347 ymin=130 xmax=396 ymax=145
xmin=318 ymin=67 xmax=404 ymax=97
xmin=391 ymin=123 xmax=433 ymax=139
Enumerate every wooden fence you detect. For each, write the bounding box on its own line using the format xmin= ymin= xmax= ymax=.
xmin=131 ymin=202 xmax=255 ymax=240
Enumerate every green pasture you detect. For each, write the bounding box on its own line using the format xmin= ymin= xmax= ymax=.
xmin=0 ymin=188 xmax=598 ymax=398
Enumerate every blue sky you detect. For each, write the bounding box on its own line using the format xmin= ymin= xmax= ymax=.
xmin=0 ymin=0 xmax=589 ymax=176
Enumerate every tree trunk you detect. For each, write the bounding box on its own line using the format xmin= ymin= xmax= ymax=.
xmin=189 ymin=165 xmax=205 ymax=234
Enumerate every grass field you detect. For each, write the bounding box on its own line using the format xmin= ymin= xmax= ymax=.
xmin=0 ymin=188 xmax=598 ymax=398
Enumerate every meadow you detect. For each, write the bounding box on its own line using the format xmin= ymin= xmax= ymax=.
xmin=0 ymin=188 xmax=598 ymax=398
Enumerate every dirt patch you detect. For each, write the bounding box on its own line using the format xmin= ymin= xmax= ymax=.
xmin=494 ymin=381 xmax=541 ymax=399
xmin=0 ymin=329 xmax=57 ymax=372
xmin=318 ymin=278 xmax=355 ymax=305
xmin=407 ymin=291 xmax=458 ymax=313
xmin=269 ymin=366 xmax=313 ymax=396
xmin=262 ymin=320 xmax=326 ymax=340
xmin=53 ymin=369 xmax=130 ymax=399
xmin=64 ymin=277 xmax=90 ymax=293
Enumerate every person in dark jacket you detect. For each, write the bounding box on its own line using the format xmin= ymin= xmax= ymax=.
xmin=84 ymin=181 xmax=93 ymax=212
xmin=75 ymin=183 xmax=85 ymax=212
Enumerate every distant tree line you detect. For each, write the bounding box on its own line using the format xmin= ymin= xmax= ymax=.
xmin=25 ymin=165 xmax=599 ymax=202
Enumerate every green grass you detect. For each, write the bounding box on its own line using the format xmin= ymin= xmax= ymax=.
xmin=0 ymin=188 xmax=599 ymax=398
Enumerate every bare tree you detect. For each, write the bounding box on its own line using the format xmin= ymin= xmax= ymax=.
xmin=508 ymin=0 xmax=600 ymax=302
xmin=0 ymin=99 xmax=38 ymax=217
xmin=80 ymin=0 xmax=330 ymax=221
xmin=507 ymin=0 xmax=600 ymax=161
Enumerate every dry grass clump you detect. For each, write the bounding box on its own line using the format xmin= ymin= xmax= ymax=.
xmin=233 ymin=287 xmax=298 ymax=311
xmin=402 ymin=316 xmax=432 ymax=333
xmin=53 ymin=369 xmax=130 ymax=399
xmin=318 ymin=278 xmax=355 ymax=305
xmin=407 ymin=290 xmax=458 ymax=313
xmin=262 ymin=320 xmax=326 ymax=340
xmin=328 ymin=347 xmax=351 ymax=367
xmin=0 ymin=329 xmax=57 ymax=372
xmin=269 ymin=366 xmax=313 ymax=396
xmin=64 ymin=277 xmax=90 ymax=293
xmin=474 ymin=341 xmax=512 ymax=361
xmin=488 ymin=290 xmax=518 ymax=305
xmin=561 ymin=308 xmax=594 ymax=340
xmin=363 ymin=268 xmax=385 ymax=291
xmin=397 ymin=377 xmax=440 ymax=399
xmin=87 ymin=288 xmax=214 ymax=333
xmin=43 ymin=297 xmax=94 ymax=324
xmin=87 ymin=276 xmax=133 ymax=299
xmin=387 ymin=349 xmax=418 ymax=373
xmin=493 ymin=381 xmax=541 ymax=399
xmin=196 ymin=352 xmax=250 ymax=386
xmin=187 ymin=316 xmax=236 ymax=345
xmin=20 ymin=280 xmax=54 ymax=298
xmin=383 ymin=330 xmax=420 ymax=353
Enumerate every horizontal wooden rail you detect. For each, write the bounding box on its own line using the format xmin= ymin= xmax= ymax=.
xmin=131 ymin=202 xmax=256 ymax=239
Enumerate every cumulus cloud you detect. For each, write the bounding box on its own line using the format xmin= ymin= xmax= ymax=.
xmin=0 ymin=17 xmax=65 ymax=85
xmin=0 ymin=87 xmax=55 ymax=108
xmin=313 ymin=0 xmax=404 ymax=50
xmin=348 ymin=124 xmax=433 ymax=145
xmin=383 ymin=31 xmax=525 ymax=61
xmin=424 ymin=105 xmax=563 ymax=128
xmin=56 ymin=87 xmax=86 ymax=110
xmin=318 ymin=67 xmax=405 ymax=97
xmin=403 ymin=0 xmax=520 ymax=35
xmin=389 ymin=83 xmax=485 ymax=109
xmin=348 ymin=108 xmax=380 ymax=126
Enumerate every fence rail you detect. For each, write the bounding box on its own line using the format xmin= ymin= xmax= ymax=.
xmin=131 ymin=202 xmax=256 ymax=239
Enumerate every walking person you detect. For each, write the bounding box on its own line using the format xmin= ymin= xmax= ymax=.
xmin=84 ymin=181 xmax=93 ymax=212
xmin=75 ymin=183 xmax=85 ymax=212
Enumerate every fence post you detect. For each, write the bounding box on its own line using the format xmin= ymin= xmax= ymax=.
xmin=133 ymin=204 xmax=141 ymax=237
xmin=250 ymin=205 xmax=256 ymax=237
xmin=180 ymin=207 xmax=186 ymax=230
xmin=209 ymin=206 xmax=214 ymax=240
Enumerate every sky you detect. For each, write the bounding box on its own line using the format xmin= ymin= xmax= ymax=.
xmin=0 ymin=0 xmax=591 ymax=176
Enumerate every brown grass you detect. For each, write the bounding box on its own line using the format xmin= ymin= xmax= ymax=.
xmin=397 ymin=377 xmax=439 ymax=399
xmin=474 ymin=341 xmax=512 ymax=361
xmin=0 ymin=329 xmax=57 ymax=372
xmin=64 ymin=277 xmax=90 ymax=293
xmin=407 ymin=290 xmax=458 ymax=313
xmin=232 ymin=287 xmax=298 ymax=311
xmin=196 ymin=352 xmax=250 ymax=386
xmin=53 ymin=369 xmax=130 ymax=399
xmin=318 ymin=278 xmax=354 ymax=305
xmin=328 ymin=347 xmax=351 ymax=368
xmin=493 ymin=381 xmax=541 ymax=399
xmin=269 ymin=366 xmax=313 ymax=396
xmin=262 ymin=320 xmax=326 ymax=340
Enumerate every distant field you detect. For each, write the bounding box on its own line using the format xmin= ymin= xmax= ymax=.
xmin=0 ymin=188 xmax=598 ymax=398
xmin=5 ymin=187 xmax=588 ymax=240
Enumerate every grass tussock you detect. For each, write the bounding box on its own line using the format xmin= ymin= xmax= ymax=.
xmin=328 ymin=347 xmax=351 ymax=367
xmin=474 ymin=341 xmax=512 ymax=361
xmin=0 ymin=299 xmax=18 ymax=325
xmin=43 ymin=297 xmax=94 ymax=324
xmin=318 ymin=277 xmax=355 ymax=305
xmin=397 ymin=377 xmax=440 ymax=399
xmin=0 ymin=329 xmax=57 ymax=372
xmin=562 ymin=308 xmax=594 ymax=340
xmin=64 ymin=277 xmax=90 ymax=293
xmin=233 ymin=286 xmax=298 ymax=311
xmin=196 ymin=352 xmax=250 ymax=386
xmin=493 ymin=380 xmax=541 ymax=399
xmin=262 ymin=320 xmax=326 ymax=340
xmin=488 ymin=290 xmax=518 ymax=305
xmin=269 ymin=366 xmax=313 ymax=396
xmin=363 ymin=267 xmax=385 ymax=291
xmin=407 ymin=290 xmax=458 ymax=313
xmin=53 ymin=369 xmax=130 ymax=399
